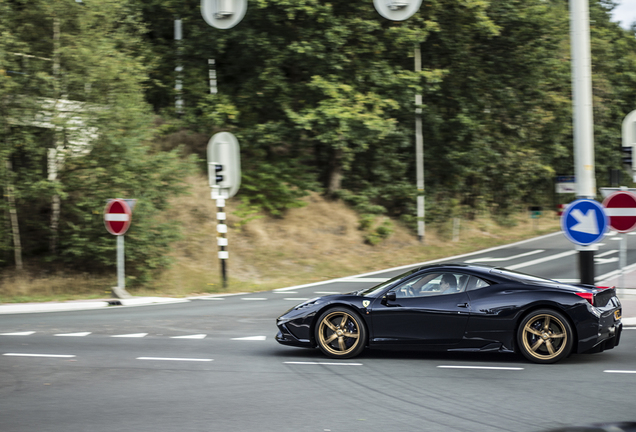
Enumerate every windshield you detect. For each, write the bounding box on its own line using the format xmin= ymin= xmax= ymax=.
xmin=358 ymin=268 xmax=421 ymax=297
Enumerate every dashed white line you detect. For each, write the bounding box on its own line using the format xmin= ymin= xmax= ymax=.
xmin=54 ymin=332 xmax=91 ymax=337
xmin=1 ymin=331 xmax=35 ymax=336
xmin=465 ymin=250 xmax=545 ymax=263
xmin=111 ymin=333 xmax=148 ymax=338
xmin=437 ymin=365 xmax=524 ymax=371
xmin=231 ymin=336 xmax=266 ymax=341
xmin=241 ymin=298 xmax=268 ymax=301
xmin=171 ymin=334 xmax=207 ymax=339
xmin=4 ymin=353 xmax=76 ymax=358
xmin=508 ymin=251 xmax=577 ymax=270
xmin=284 ymin=361 xmax=363 ymax=366
xmin=604 ymin=370 xmax=636 ymax=374
xmin=136 ymin=357 xmax=213 ymax=362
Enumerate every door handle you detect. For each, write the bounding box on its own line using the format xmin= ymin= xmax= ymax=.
xmin=457 ymin=303 xmax=469 ymax=308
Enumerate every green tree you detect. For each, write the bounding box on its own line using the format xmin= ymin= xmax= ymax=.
xmin=0 ymin=0 xmax=195 ymax=283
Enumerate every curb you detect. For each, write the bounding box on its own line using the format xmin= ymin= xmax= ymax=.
xmin=0 ymin=297 xmax=189 ymax=315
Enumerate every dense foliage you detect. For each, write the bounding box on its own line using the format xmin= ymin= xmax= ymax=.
xmin=1 ymin=0 xmax=195 ymax=281
xmin=140 ymin=0 xmax=636 ymax=222
xmin=1 ymin=0 xmax=636 ymax=275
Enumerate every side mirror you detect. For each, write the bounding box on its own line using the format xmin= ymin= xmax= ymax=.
xmin=385 ymin=291 xmax=396 ymax=302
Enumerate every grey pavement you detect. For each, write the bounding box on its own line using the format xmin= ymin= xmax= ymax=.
xmin=1 ymin=281 xmax=635 ymax=326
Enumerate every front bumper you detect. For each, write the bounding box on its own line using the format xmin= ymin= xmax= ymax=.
xmin=275 ymin=324 xmax=313 ymax=348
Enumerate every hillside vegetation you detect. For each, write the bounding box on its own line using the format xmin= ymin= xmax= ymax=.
xmin=0 ymin=175 xmax=560 ymax=301
xmin=0 ymin=0 xmax=632 ymax=298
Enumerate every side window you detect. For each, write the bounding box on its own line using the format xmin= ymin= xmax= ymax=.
xmin=465 ymin=275 xmax=491 ymax=291
xmin=392 ymin=272 xmax=471 ymax=298
xmin=392 ymin=274 xmax=436 ymax=299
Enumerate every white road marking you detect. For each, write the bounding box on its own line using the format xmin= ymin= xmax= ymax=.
xmin=507 ymin=250 xmax=577 ymax=270
xmin=284 ymin=298 xmax=309 ymax=301
xmin=596 ymin=250 xmax=618 ymax=258
xmin=437 ymin=365 xmax=524 ymax=371
xmin=136 ymin=357 xmax=213 ymax=362
xmin=1 ymin=331 xmax=35 ymax=336
xmin=337 ymin=278 xmax=390 ymax=283
xmin=111 ymin=333 xmax=148 ymax=338
xmin=604 ymin=370 xmax=636 ymax=374
xmin=171 ymin=334 xmax=207 ymax=339
xmin=231 ymin=336 xmax=267 ymax=341
xmin=54 ymin=332 xmax=91 ymax=337
xmin=284 ymin=361 xmax=363 ymax=366
xmin=241 ymin=298 xmax=268 ymax=301
xmin=464 ymin=250 xmax=544 ymax=264
xmin=4 ymin=353 xmax=76 ymax=358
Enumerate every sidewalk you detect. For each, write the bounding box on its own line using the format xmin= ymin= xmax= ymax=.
xmin=0 ymin=297 xmax=190 ymax=315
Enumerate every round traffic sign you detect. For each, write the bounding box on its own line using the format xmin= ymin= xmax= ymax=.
xmin=560 ymin=199 xmax=608 ymax=246
xmin=104 ymin=199 xmax=132 ymax=236
xmin=602 ymin=191 xmax=636 ymax=233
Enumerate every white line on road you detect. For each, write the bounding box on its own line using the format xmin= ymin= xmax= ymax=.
xmin=241 ymin=298 xmax=268 ymax=301
xmin=4 ymin=353 xmax=76 ymax=358
xmin=1 ymin=331 xmax=35 ymax=336
xmin=284 ymin=361 xmax=363 ymax=366
xmin=171 ymin=334 xmax=207 ymax=339
xmin=337 ymin=278 xmax=391 ymax=283
xmin=464 ymin=250 xmax=544 ymax=264
xmin=596 ymin=250 xmax=619 ymax=258
xmin=284 ymin=298 xmax=309 ymax=301
xmin=604 ymin=370 xmax=636 ymax=374
xmin=231 ymin=336 xmax=267 ymax=341
xmin=136 ymin=357 xmax=213 ymax=362
xmin=507 ymin=250 xmax=577 ymax=270
xmin=111 ymin=333 xmax=148 ymax=338
xmin=437 ymin=365 xmax=524 ymax=371
xmin=54 ymin=332 xmax=91 ymax=337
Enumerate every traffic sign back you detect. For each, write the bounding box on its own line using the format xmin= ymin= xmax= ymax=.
xmin=602 ymin=191 xmax=636 ymax=233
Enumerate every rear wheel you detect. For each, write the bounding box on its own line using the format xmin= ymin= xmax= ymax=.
xmin=315 ymin=307 xmax=366 ymax=359
xmin=517 ymin=309 xmax=573 ymax=364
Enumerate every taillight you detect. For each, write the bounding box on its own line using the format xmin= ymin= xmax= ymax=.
xmin=576 ymin=292 xmax=594 ymax=306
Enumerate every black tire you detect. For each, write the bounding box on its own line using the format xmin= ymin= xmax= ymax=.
xmin=315 ymin=307 xmax=367 ymax=359
xmin=517 ymin=308 xmax=574 ymax=364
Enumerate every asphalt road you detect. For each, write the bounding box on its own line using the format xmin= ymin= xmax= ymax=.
xmin=2 ymin=231 xmax=636 ymax=432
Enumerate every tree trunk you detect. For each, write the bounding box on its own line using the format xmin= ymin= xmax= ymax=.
xmin=327 ymin=148 xmax=343 ymax=195
xmin=5 ymin=160 xmax=23 ymax=271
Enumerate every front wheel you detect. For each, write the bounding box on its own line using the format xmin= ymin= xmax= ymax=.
xmin=517 ymin=309 xmax=573 ymax=364
xmin=315 ymin=307 xmax=366 ymax=359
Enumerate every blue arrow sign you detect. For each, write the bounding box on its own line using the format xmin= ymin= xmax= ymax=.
xmin=561 ymin=199 xmax=608 ymax=246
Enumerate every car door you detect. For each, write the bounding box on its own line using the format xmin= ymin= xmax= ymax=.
xmin=368 ymin=272 xmax=471 ymax=346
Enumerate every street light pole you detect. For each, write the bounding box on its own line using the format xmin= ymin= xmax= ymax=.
xmin=569 ymin=0 xmax=597 ymax=284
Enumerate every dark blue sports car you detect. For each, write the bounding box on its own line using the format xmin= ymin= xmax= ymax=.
xmin=275 ymin=263 xmax=623 ymax=364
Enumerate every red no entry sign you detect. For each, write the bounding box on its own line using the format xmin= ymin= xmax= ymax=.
xmin=602 ymin=191 xmax=636 ymax=233
xmin=104 ymin=199 xmax=132 ymax=235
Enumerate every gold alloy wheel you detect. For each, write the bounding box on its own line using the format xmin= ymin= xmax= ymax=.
xmin=317 ymin=310 xmax=361 ymax=357
xmin=521 ymin=313 xmax=568 ymax=361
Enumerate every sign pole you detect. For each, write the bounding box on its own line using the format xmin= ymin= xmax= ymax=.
xmin=216 ymin=197 xmax=228 ymax=288
xmin=117 ymin=235 xmax=125 ymax=291
xmin=620 ymin=234 xmax=626 ymax=290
